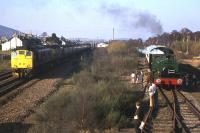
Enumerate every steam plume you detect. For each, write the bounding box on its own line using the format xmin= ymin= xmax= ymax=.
xmin=101 ymin=4 xmax=163 ymax=34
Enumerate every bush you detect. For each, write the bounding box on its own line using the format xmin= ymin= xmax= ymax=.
xmin=107 ymin=41 xmax=128 ymax=55
xmin=0 ymin=60 xmax=10 ymax=72
xmin=29 ymin=42 xmax=140 ymax=133
xmin=171 ymin=41 xmax=200 ymax=56
xmin=190 ymin=42 xmax=200 ymax=55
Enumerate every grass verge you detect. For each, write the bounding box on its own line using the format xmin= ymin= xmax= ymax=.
xmin=27 ymin=42 xmax=140 ymax=133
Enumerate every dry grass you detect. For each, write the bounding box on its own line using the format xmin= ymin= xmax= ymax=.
xmin=0 ymin=50 xmax=11 ymax=55
xmin=180 ymin=59 xmax=200 ymax=68
xmin=0 ymin=60 xmax=10 ymax=72
xmin=0 ymin=50 xmax=11 ymax=72
xmin=27 ymin=42 xmax=140 ymax=133
xmin=171 ymin=41 xmax=200 ymax=56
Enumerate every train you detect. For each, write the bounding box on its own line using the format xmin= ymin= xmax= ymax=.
xmin=11 ymin=44 xmax=90 ymax=78
xmin=144 ymin=45 xmax=183 ymax=88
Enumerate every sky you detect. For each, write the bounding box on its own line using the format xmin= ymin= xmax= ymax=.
xmin=1 ymin=0 xmax=200 ymax=40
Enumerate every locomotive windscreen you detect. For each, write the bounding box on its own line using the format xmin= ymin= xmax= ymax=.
xmin=152 ymin=47 xmax=174 ymax=55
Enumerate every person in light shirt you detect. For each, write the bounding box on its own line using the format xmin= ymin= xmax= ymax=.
xmin=140 ymin=71 xmax=144 ymax=83
xmin=131 ymin=72 xmax=136 ymax=84
xmin=148 ymin=85 xmax=154 ymax=108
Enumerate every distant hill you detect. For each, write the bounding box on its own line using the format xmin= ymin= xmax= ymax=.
xmin=0 ymin=25 xmax=21 ymax=39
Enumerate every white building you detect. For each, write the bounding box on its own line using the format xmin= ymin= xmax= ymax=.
xmin=97 ymin=43 xmax=109 ymax=48
xmin=62 ymin=40 xmax=66 ymax=45
xmin=1 ymin=37 xmax=23 ymax=51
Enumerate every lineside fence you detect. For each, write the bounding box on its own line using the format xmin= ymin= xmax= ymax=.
xmin=0 ymin=54 xmax=10 ymax=61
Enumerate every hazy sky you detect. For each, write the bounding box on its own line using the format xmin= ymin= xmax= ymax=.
xmin=1 ymin=0 xmax=200 ymax=39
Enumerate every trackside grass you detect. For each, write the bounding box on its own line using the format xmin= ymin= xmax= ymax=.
xmin=28 ymin=42 xmax=141 ymax=133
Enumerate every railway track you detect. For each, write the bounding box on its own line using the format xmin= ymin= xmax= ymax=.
xmin=151 ymin=89 xmax=174 ymax=133
xmin=0 ymin=71 xmax=12 ymax=81
xmin=0 ymin=79 xmax=25 ymax=96
xmin=142 ymin=88 xmax=200 ymax=133
xmin=176 ymin=90 xmax=200 ymax=132
xmin=0 ymin=50 xmax=91 ymax=97
xmin=0 ymin=72 xmax=26 ymax=96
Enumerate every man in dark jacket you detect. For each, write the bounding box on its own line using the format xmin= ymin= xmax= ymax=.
xmin=133 ymin=101 xmax=144 ymax=133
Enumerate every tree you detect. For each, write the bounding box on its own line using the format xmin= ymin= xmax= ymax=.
xmin=41 ymin=32 xmax=48 ymax=37
xmin=180 ymin=28 xmax=192 ymax=42
xmin=52 ymin=33 xmax=57 ymax=39
xmin=180 ymin=28 xmax=192 ymax=34
xmin=170 ymin=30 xmax=181 ymax=42
xmin=45 ymin=33 xmax=62 ymax=45
xmin=193 ymin=31 xmax=200 ymax=42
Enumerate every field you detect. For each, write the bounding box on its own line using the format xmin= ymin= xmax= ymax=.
xmin=26 ymin=41 xmax=142 ymax=133
xmin=0 ymin=60 xmax=10 ymax=72
xmin=0 ymin=50 xmax=11 ymax=55
xmin=0 ymin=50 xmax=11 ymax=72
xmin=180 ymin=59 xmax=200 ymax=68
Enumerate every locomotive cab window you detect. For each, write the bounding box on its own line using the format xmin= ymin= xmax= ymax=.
xmin=19 ymin=51 xmax=25 ymax=55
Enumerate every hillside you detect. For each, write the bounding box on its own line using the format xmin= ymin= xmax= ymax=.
xmin=0 ymin=25 xmax=21 ymax=39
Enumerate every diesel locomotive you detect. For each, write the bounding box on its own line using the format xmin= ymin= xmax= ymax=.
xmin=11 ymin=44 xmax=90 ymax=78
xmin=145 ymin=45 xmax=183 ymax=88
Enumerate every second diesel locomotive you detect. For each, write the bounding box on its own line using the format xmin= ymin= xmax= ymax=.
xmin=11 ymin=44 xmax=90 ymax=78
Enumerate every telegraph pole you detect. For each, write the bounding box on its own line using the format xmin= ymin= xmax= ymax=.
xmin=112 ymin=27 xmax=115 ymax=40
xmin=15 ymin=33 xmax=17 ymax=50
xmin=186 ymin=35 xmax=189 ymax=55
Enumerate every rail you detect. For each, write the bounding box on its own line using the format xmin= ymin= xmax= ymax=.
xmin=0 ymin=72 xmax=26 ymax=96
xmin=172 ymin=89 xmax=178 ymax=132
xmin=0 ymin=71 xmax=12 ymax=77
xmin=0 ymin=79 xmax=25 ymax=96
xmin=158 ymin=87 xmax=189 ymax=133
xmin=141 ymin=106 xmax=153 ymax=132
xmin=0 ymin=73 xmax=12 ymax=81
xmin=176 ymin=90 xmax=200 ymax=119
xmin=0 ymin=77 xmax=18 ymax=88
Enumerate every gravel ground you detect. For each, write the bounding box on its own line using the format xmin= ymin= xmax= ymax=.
xmin=179 ymin=59 xmax=200 ymax=110
xmin=0 ymin=58 xmax=80 ymax=123
xmin=181 ymin=91 xmax=200 ymax=111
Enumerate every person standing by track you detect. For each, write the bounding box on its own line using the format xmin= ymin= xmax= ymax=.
xmin=192 ymin=74 xmax=197 ymax=87
xmin=148 ymin=85 xmax=154 ymax=108
xmin=131 ymin=72 xmax=136 ymax=84
xmin=140 ymin=70 xmax=144 ymax=84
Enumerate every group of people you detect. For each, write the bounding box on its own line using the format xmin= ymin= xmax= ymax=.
xmin=131 ymin=71 xmax=144 ymax=84
xmin=184 ymin=73 xmax=197 ymax=88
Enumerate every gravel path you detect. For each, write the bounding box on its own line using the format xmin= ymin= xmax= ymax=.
xmin=0 ymin=59 xmax=79 ymax=123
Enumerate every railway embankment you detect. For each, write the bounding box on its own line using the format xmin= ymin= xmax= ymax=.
xmin=0 ymin=51 xmax=89 ymax=132
xmin=179 ymin=59 xmax=200 ymax=106
xmin=23 ymin=43 xmax=142 ymax=133
xmin=139 ymin=55 xmax=200 ymax=132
